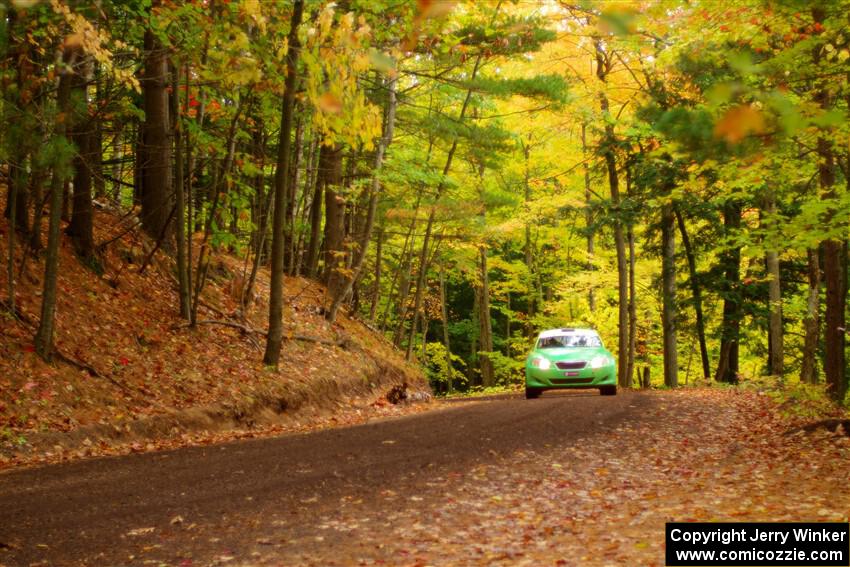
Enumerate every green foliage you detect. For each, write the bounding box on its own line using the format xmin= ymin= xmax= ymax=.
xmin=462 ymin=75 xmax=569 ymax=104
xmin=453 ymin=15 xmax=557 ymax=55
xmin=38 ymin=136 xmax=76 ymax=182
xmin=483 ymin=351 xmax=524 ymax=387
xmin=424 ymin=342 xmax=467 ymax=389
xmin=3 ymin=0 xmax=847 ymax=404
xmin=746 ymin=376 xmax=848 ymax=419
xmin=463 ymin=384 xmax=519 ymax=396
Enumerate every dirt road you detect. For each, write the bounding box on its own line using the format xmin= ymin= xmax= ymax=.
xmin=0 ymin=391 xmax=650 ymax=566
xmin=2 ymin=389 xmax=848 ymax=566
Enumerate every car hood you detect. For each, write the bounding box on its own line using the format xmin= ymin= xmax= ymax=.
xmin=531 ymin=347 xmax=606 ymax=360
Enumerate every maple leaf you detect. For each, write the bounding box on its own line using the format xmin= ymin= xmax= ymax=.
xmin=316 ymin=92 xmax=343 ymax=114
xmin=714 ymin=104 xmax=766 ymax=143
xmin=416 ymin=0 xmax=456 ymax=20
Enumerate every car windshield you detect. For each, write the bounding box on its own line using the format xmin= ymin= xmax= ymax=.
xmin=537 ymin=334 xmax=602 ymax=348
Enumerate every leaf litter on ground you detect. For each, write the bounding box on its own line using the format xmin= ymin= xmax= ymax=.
xmin=0 ymin=205 xmax=428 ymax=470
xmin=227 ymin=388 xmax=849 ymax=567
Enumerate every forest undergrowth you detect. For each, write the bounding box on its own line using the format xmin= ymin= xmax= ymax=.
xmin=0 ymin=201 xmax=429 ymax=470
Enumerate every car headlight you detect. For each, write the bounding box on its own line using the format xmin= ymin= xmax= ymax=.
xmin=531 ymin=357 xmax=551 ymax=370
xmin=590 ymin=355 xmax=610 ymax=369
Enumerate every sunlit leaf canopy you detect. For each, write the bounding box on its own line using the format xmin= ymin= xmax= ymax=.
xmin=0 ymin=0 xmax=847 ymax=399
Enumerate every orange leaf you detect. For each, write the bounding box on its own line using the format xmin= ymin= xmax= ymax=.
xmin=714 ymin=104 xmax=766 ymax=143
xmin=316 ymin=92 xmax=343 ymax=114
xmin=416 ymin=0 xmax=455 ymax=20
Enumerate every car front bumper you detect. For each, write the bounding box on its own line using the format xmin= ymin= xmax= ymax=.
xmin=525 ymin=365 xmax=616 ymax=389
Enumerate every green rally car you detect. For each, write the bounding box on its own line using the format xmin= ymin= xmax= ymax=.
xmin=525 ymin=328 xmax=617 ymax=399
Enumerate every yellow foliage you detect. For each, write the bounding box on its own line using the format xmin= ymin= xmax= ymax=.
xmin=239 ymin=0 xmax=266 ymax=33
xmin=50 ymin=0 xmax=139 ymax=92
xmin=303 ymin=6 xmax=382 ymax=149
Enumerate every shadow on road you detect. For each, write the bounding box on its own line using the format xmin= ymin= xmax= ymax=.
xmin=0 ymin=387 xmax=648 ymax=566
xmin=442 ymin=389 xmax=602 ymax=403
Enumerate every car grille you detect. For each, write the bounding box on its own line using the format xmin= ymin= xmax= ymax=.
xmin=551 ymin=377 xmax=594 ymax=385
xmin=555 ymin=361 xmax=587 ymax=370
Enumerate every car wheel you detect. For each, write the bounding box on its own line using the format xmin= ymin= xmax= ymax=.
xmin=525 ymin=387 xmax=541 ymax=399
xmin=600 ymin=386 xmax=617 ymax=396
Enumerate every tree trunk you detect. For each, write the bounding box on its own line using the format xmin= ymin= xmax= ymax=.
xmin=368 ymin=226 xmax=383 ymax=323
xmin=172 ymin=61 xmax=191 ymax=319
xmin=405 ymin=230 xmax=434 ymax=359
xmin=439 ymin=259 xmax=453 ymax=393
xmin=111 ymin=121 xmax=125 ymax=201
xmin=625 ymin=165 xmax=637 ymax=387
xmin=140 ymin=18 xmax=173 ymax=242
xmin=4 ymin=156 xmax=29 ymax=234
xmin=327 ymin=75 xmax=397 ymax=322
xmin=674 ymin=206 xmax=710 ymax=380
xmin=7 ymin=149 xmax=30 ymax=235
xmin=594 ymin=38 xmax=629 ymax=388
xmin=92 ymin=64 xmax=105 ymax=199
xmin=800 ymin=248 xmax=820 ymax=384
xmin=183 ymin=63 xmax=194 ymax=317
xmin=5 ymin=11 xmax=25 ymax=312
xmin=244 ymin=124 xmax=270 ymax=309
xmin=66 ymin=53 xmax=95 ymax=262
xmin=295 ymin=135 xmax=319 ymax=275
xmin=190 ymin=97 xmax=243 ymax=325
xmin=661 ymin=202 xmax=678 ymax=388
xmin=285 ymin=112 xmax=305 ymax=275
xmin=470 ymin=277 xmax=481 ymax=386
xmin=715 ymin=201 xmax=742 ymax=383
xmin=322 ymin=144 xmax=345 ymax=290
xmin=28 ymin=165 xmax=45 ymax=254
xmin=305 ymin=144 xmax=326 ymax=279
xmin=228 ymin=202 xmax=239 ymax=250
xmin=626 ymin=221 xmax=637 ymax=388
xmin=401 ymin=222 xmax=433 ymax=353
xmin=385 ymin=200 xmax=420 ymax=336
xmin=405 ymin=234 xmax=445 ymax=359
xmin=187 ymin=43 xmax=209 ymax=236
xmin=134 ymin=122 xmax=143 ymax=207
xmin=6 ymin=155 xmax=24 ymax=312
xmin=478 ymin=245 xmax=495 ymax=387
xmin=762 ymin=192 xmax=783 ymax=377
xmin=4 ymin=9 xmax=30 ymax=240
xmin=609 ymin=157 xmax=629 ymax=384
xmin=811 ymin=9 xmax=846 ymax=400
xmin=820 ymin=228 xmax=846 ymax=400
xmin=522 ymin=136 xmax=538 ymax=320
xmin=505 ymin=293 xmax=511 ymax=356
xmin=35 ymin=48 xmax=75 ymax=361
xmin=581 ymin=123 xmax=595 ymax=313
xmin=62 ymin=179 xmax=71 ymax=222
xmin=382 ymin=165 xmax=429 ymax=336
xmin=404 ymin=59 xmax=482 ymax=359
xmin=263 ymin=0 xmax=304 ymax=367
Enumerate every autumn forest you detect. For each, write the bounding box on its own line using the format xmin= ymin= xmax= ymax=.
xmin=2 ymin=0 xmax=850 ymax=405
xmin=3 ymin=0 xmax=850 ymax=564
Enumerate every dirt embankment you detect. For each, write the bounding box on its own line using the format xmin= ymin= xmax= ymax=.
xmin=0 ymin=202 xmax=429 ymax=469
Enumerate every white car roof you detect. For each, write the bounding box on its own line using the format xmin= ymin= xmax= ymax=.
xmin=538 ymin=328 xmax=599 ymax=339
